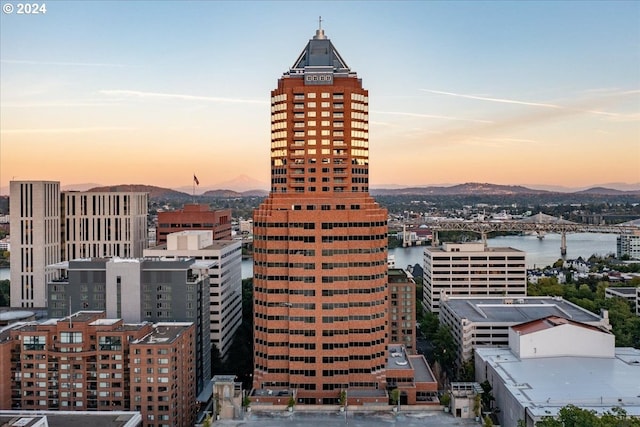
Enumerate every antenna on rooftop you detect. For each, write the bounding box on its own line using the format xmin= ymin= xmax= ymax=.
xmin=315 ymin=16 xmax=326 ymax=39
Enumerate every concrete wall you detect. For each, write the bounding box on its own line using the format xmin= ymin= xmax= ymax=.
xmin=106 ymin=259 xmax=142 ymax=322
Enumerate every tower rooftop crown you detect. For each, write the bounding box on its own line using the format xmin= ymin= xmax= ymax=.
xmin=288 ymin=22 xmax=352 ymax=76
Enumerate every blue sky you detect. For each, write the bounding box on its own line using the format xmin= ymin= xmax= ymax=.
xmin=1 ymin=0 xmax=639 ymax=191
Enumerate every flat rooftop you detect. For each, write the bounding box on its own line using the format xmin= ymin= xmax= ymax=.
xmin=0 ymin=411 xmax=141 ymax=427
xmin=606 ymin=287 xmax=638 ymax=296
xmin=135 ymin=323 xmax=192 ymax=345
xmin=387 ymin=345 xmax=411 ymax=370
xmin=441 ymin=296 xmax=603 ymax=324
xmin=426 ymin=245 xmax=524 ymax=254
xmin=148 ymin=239 xmax=238 ymax=251
xmin=476 ymin=347 xmax=640 ymax=418
xmin=408 ymin=355 xmax=435 ymax=383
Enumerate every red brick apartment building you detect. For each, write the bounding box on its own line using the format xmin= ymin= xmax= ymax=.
xmin=0 ymin=311 xmax=196 ymax=427
xmin=388 ymin=269 xmax=417 ymax=355
xmin=156 ymin=204 xmax=231 ymax=245
xmin=252 ymin=26 xmax=390 ymax=404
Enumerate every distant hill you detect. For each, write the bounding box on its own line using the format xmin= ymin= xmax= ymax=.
xmin=60 ymin=182 xmax=640 ymax=199
xmin=87 ymin=185 xmax=189 ymax=198
xmin=202 ymin=189 xmax=268 ymax=198
xmin=573 ymin=187 xmax=639 ymax=196
xmin=175 ymin=174 xmax=269 ymax=194
xmin=371 ymin=182 xmax=550 ymax=196
xmin=202 ymin=189 xmax=243 ymax=198
xmin=241 ymin=189 xmax=269 ymax=197
xmin=61 ymin=183 xmax=102 ymax=192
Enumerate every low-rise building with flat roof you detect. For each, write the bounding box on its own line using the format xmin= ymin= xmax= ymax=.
xmin=439 ymin=296 xmax=611 ymax=364
xmin=475 ymin=316 xmax=639 ymax=427
xmin=385 ymin=345 xmax=438 ymax=405
xmin=0 ymin=410 xmax=141 ymax=427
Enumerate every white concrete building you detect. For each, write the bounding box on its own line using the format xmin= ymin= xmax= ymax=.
xmin=239 ymin=219 xmax=253 ymax=235
xmin=62 ymin=191 xmax=148 ymax=259
xmin=617 ymin=232 xmax=640 ymax=260
xmin=475 ymin=317 xmax=640 ymax=427
xmin=0 ymin=237 xmax=9 ymax=252
xmin=605 ymin=286 xmax=640 ymax=316
xmin=10 ymin=181 xmax=61 ymax=307
xmin=423 ymin=242 xmax=527 ymax=313
xmin=144 ymin=230 xmax=242 ymax=359
xmin=440 ymin=296 xmax=611 ymax=364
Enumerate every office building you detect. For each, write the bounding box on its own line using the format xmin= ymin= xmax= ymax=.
xmin=156 ymin=204 xmax=231 ymax=245
xmin=9 ymin=181 xmax=61 ymax=308
xmin=475 ymin=317 xmax=639 ymax=426
xmin=0 ymin=311 xmax=196 ymax=427
xmin=144 ymin=230 xmax=242 ymax=359
xmin=252 ymin=26 xmax=389 ymax=403
xmin=423 ymin=242 xmax=527 ymax=313
xmin=439 ymin=296 xmax=612 ymax=364
xmin=46 ymin=257 xmax=211 ymax=394
xmin=605 ymin=286 xmax=640 ymax=316
xmin=388 ymin=269 xmax=416 ymax=354
xmin=9 ymin=181 xmax=149 ymax=308
xmin=62 ymin=191 xmax=149 ymax=259
xmin=617 ymin=232 xmax=640 ymax=260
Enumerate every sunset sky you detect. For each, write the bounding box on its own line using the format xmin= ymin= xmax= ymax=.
xmin=1 ymin=1 xmax=639 ymax=193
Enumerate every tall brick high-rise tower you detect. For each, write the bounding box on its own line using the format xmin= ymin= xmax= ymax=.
xmin=253 ymin=25 xmax=388 ymax=403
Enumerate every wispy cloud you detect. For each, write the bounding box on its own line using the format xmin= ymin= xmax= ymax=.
xmin=1 ymin=127 xmax=135 ymax=134
xmin=1 ymin=59 xmax=128 ymax=67
xmin=2 ymin=102 xmax=120 ymax=108
xmin=100 ymin=89 xmax=267 ymax=105
xmin=420 ymin=88 xmax=639 ymax=118
xmin=420 ymin=89 xmax=561 ymax=109
xmin=373 ymin=110 xmax=491 ymax=124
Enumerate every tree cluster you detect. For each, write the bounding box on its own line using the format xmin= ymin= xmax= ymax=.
xmin=535 ymin=405 xmax=640 ymax=427
xmin=528 ymin=277 xmax=640 ymax=348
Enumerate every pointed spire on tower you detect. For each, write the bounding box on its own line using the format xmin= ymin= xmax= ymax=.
xmin=315 ymin=15 xmax=326 ymax=40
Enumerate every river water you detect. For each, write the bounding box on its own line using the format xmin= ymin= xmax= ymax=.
xmin=0 ymin=233 xmax=617 ymax=282
xmin=389 ymin=233 xmax=617 ymax=271
xmin=238 ymin=232 xmax=616 ymax=279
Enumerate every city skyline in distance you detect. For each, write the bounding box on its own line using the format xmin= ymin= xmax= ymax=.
xmin=1 ymin=1 xmax=639 ymax=191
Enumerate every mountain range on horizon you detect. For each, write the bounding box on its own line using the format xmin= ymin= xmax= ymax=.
xmin=57 ymin=181 xmax=640 ymax=199
xmin=1 ymin=175 xmax=639 ymax=196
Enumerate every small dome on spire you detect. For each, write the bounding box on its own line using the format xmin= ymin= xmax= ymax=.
xmin=314 ymin=16 xmax=325 ymax=40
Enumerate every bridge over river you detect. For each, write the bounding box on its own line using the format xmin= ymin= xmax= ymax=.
xmin=399 ymin=213 xmax=640 ymax=255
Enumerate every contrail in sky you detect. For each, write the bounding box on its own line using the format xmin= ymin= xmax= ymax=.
xmin=100 ymin=89 xmax=267 ymax=105
xmin=420 ymin=89 xmax=561 ymax=109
